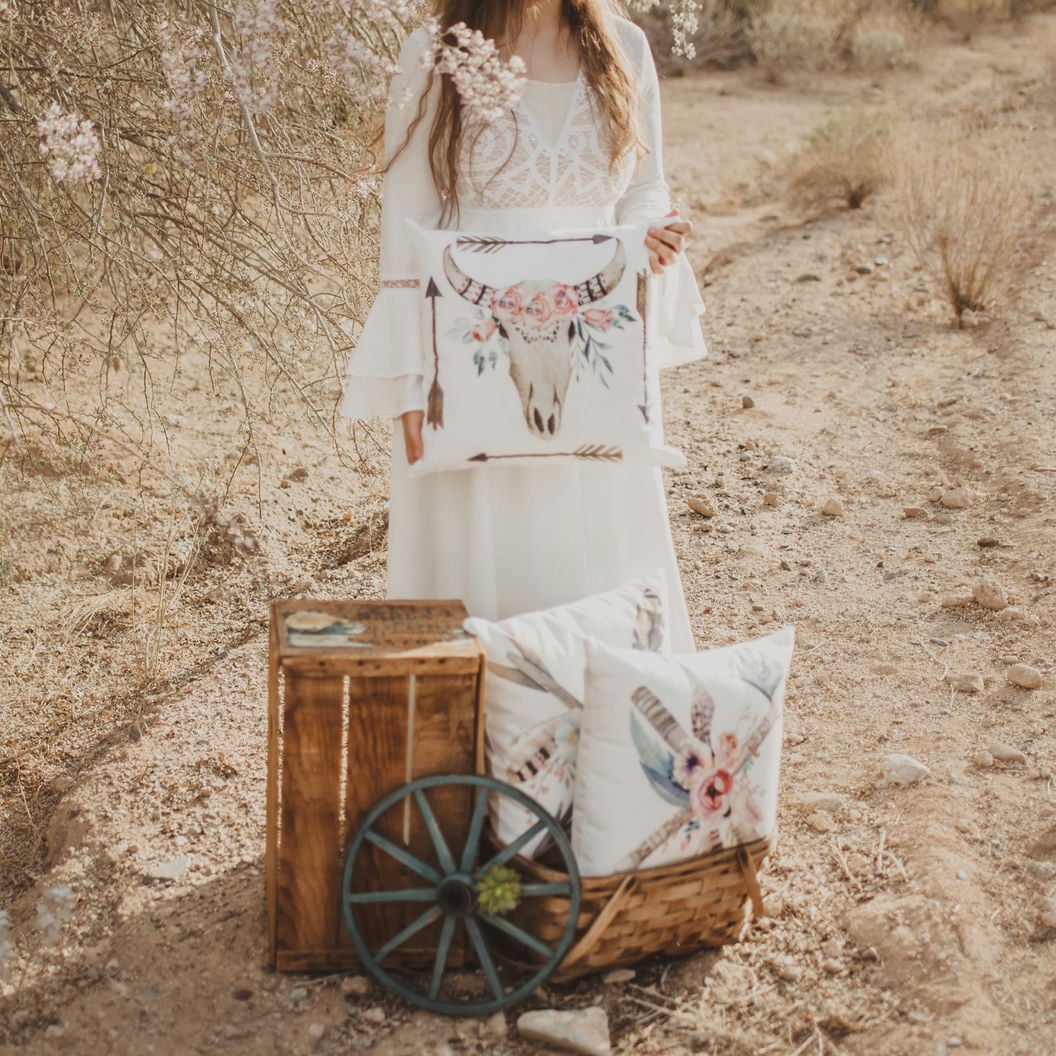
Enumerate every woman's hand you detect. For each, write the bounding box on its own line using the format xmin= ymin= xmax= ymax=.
xmin=646 ymin=208 xmax=692 ymax=276
xmin=401 ymin=410 xmax=424 ymax=465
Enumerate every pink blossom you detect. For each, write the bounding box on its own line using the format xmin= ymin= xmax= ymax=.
xmin=673 ymin=748 xmax=708 ymax=789
xmin=550 ymin=284 xmax=578 ymax=317
xmin=716 ymin=731 xmax=739 ymax=769
xmin=690 ymin=769 xmax=734 ymax=820
xmin=37 ymin=103 xmax=102 ymax=184
xmin=428 ymin=20 xmax=526 ymax=123
xmin=491 ymin=286 xmax=523 ymax=323
xmin=582 ymin=307 xmax=614 ymax=331
xmin=471 ymin=317 xmax=497 ymax=342
xmin=524 ymin=292 xmax=554 ymax=328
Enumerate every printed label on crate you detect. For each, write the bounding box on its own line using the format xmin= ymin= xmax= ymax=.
xmin=283 ymin=611 xmax=373 ymax=649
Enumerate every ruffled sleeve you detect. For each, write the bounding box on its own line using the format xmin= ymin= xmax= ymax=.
xmin=613 ymin=23 xmax=707 ymax=370
xmin=338 ymin=28 xmax=444 ymax=422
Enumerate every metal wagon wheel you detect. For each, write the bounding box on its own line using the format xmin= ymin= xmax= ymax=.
xmin=340 ymin=773 xmax=580 ymax=1016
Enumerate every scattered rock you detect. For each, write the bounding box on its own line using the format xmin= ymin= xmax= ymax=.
xmin=517 ymin=1007 xmax=611 ymax=1056
xmin=687 ymin=495 xmax=717 ymax=518
xmin=1029 ymin=828 xmax=1056 ymax=861
xmin=340 ymin=975 xmax=371 ymax=998
xmin=307 ymin=1024 xmax=327 ymax=1041
xmin=820 ymin=939 xmax=842 ymax=959
xmin=821 ymin=497 xmax=844 ymax=518
xmin=997 ymin=606 xmax=1032 ymax=623
xmin=971 ymin=750 xmax=994 ymax=769
xmin=362 ymin=1007 xmax=386 ymax=1025
xmin=940 ymin=594 xmax=972 ymax=609
xmin=903 ymin=507 xmax=929 ymax=520
xmin=143 ymin=856 xmax=190 ymax=883
xmin=807 ymin=812 xmax=835 ymax=833
xmin=846 ymin=853 xmax=872 ymax=877
xmin=972 ymin=576 xmax=1008 ymax=611
xmin=1007 ymin=663 xmax=1042 ymax=689
xmin=988 ymin=741 xmax=1026 ymax=765
xmin=284 ymin=466 xmax=309 ymax=483
xmin=1038 ymin=898 xmax=1056 ymax=930
xmin=879 ymin=753 xmax=930 ymax=786
xmin=482 ymin=1011 xmax=508 ymax=1037
xmin=796 ymin=273 xmax=822 ymax=283
xmin=822 ymin=958 xmax=842 ymax=975
xmin=799 ymin=791 xmax=844 ymax=813
xmin=766 ymin=455 xmax=797 ymax=475
xmin=1027 ymin=861 xmax=1056 ymax=881
xmin=764 ymin=491 xmax=782 ymax=508
xmin=947 ymin=672 xmax=984 ymax=694
xmin=813 ymin=568 xmax=828 ymax=584
xmin=940 ymin=487 xmax=973 ymax=509
xmin=602 ymin=968 xmax=636 ymax=984
xmin=288 ymin=987 xmax=309 ymax=1004
xmin=742 ymin=394 xmax=755 ymax=409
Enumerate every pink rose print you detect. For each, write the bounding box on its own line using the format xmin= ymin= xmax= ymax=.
xmin=550 ymin=284 xmax=578 ymax=317
xmin=524 ymin=291 xmax=554 ymax=329
xmin=690 ymin=768 xmax=734 ymax=820
xmin=471 ymin=317 xmax=497 ymax=342
xmin=582 ymin=307 xmax=614 ymax=331
xmin=491 ymin=286 xmax=523 ymax=323
xmin=717 ymin=731 xmax=739 ymax=769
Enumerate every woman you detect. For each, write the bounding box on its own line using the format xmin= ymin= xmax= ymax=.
xmin=340 ymin=0 xmax=707 ymax=650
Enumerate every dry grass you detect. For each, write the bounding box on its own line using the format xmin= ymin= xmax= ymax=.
xmin=848 ymin=3 xmax=923 ymax=69
xmin=746 ymin=0 xmax=847 ymax=72
xmin=892 ymin=124 xmax=1041 ymax=325
xmin=786 ymin=109 xmax=896 ymax=212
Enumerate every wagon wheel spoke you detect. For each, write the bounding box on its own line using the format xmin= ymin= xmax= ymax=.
xmin=345 ymin=888 xmax=437 ymax=905
xmin=428 ymin=915 xmax=458 ymax=1001
xmin=464 ymin=916 xmax=505 ymax=1001
xmin=476 ymin=818 xmax=548 ymax=875
xmin=364 ymin=830 xmax=442 ymax=884
xmin=375 ymin=906 xmax=443 ymax=966
xmin=519 ymin=882 xmax=572 ymax=898
xmin=413 ymin=788 xmax=457 ymax=874
xmin=459 ymin=786 xmax=490 ymax=873
xmin=480 ymin=913 xmax=554 ymax=959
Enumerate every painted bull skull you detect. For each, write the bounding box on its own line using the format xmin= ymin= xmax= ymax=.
xmin=443 ymin=239 xmax=626 ymax=437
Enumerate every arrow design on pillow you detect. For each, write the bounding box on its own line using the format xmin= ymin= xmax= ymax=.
xmin=637 ymin=269 xmax=651 ymax=424
xmin=426 ymin=277 xmax=443 ymax=430
xmin=455 ymin=233 xmax=616 ymax=254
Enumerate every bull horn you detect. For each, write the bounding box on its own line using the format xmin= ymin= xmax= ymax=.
xmin=442 ymin=246 xmax=497 ymax=307
xmin=576 ymin=240 xmax=627 ymax=306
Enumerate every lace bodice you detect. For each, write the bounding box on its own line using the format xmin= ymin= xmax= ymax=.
xmin=458 ymin=74 xmax=637 ymax=210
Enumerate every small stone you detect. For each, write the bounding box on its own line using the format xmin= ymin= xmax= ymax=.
xmin=602 ymin=968 xmax=636 ymax=984
xmin=799 ymin=792 xmax=844 ymax=813
xmin=988 ymin=741 xmax=1026 ymax=765
xmin=972 ymin=576 xmax=1008 ymax=611
xmin=742 ymin=394 xmax=755 ymax=409
xmin=517 ymin=1007 xmax=612 ymax=1056
xmin=764 ymin=492 xmax=782 ymax=508
xmin=482 ymin=1011 xmax=508 ymax=1038
xmin=930 ymin=638 xmax=949 ymax=648
xmin=285 ymin=466 xmax=309 ymax=483
xmin=289 ymin=987 xmax=309 ymax=1004
xmin=903 ymin=507 xmax=929 ymax=520
xmin=1027 ymin=861 xmax=1056 ymax=881
xmin=143 ymin=856 xmax=190 ymax=883
xmin=997 ymin=606 xmax=1031 ymax=623
xmin=822 ymin=958 xmax=842 ymax=975
xmin=767 ymin=455 xmax=797 ymax=475
xmin=307 ymin=1024 xmax=326 ymax=1041
xmin=362 ymin=1007 xmax=386 ymax=1025
xmin=44 ymin=1026 xmax=65 ymax=1040
xmin=796 ymin=273 xmax=822 ymax=283
xmin=340 ymin=975 xmax=371 ymax=998
xmin=771 ymin=961 xmax=802 ymax=982
xmin=947 ymin=672 xmax=984 ymax=694
xmin=820 ymin=939 xmax=842 ymax=959
xmin=880 ymin=753 xmax=930 ymax=785
xmin=232 ymin=988 xmax=253 ymax=1001
xmin=807 ymin=812 xmax=834 ymax=833
xmin=971 ymin=750 xmax=994 ymax=769
xmin=846 ymin=853 xmax=872 ymax=877
xmin=856 ymin=262 xmax=875 ymax=275
xmin=977 ymin=537 xmax=1002 ymax=548
xmin=940 ymin=487 xmax=973 ymax=509
xmin=940 ymin=594 xmax=972 ymax=609
xmin=948 ymin=1038 xmax=963 ymax=1050
xmin=821 ymin=497 xmax=844 ymax=517
xmin=1007 ymin=663 xmax=1042 ymax=689
xmin=813 ymin=568 xmax=828 ymax=584
xmin=687 ymin=495 xmax=717 ymax=518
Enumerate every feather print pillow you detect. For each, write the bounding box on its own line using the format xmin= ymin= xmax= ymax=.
xmin=404 ymin=218 xmax=686 ymax=475
xmin=462 ymin=569 xmax=669 ymax=860
xmin=573 ymin=627 xmax=795 ymax=877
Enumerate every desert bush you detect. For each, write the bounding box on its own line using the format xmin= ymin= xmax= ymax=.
xmin=892 ymin=124 xmax=1040 ymax=325
xmin=848 ymin=3 xmax=922 ymax=69
xmin=786 ymin=108 xmax=895 ymax=211
xmin=746 ymin=0 xmax=846 ymax=71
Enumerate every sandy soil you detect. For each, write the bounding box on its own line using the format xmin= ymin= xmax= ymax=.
xmin=2 ymin=16 xmax=1056 ymax=1056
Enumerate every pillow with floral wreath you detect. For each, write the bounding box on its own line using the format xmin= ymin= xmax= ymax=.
xmin=404 ymin=218 xmax=686 ymax=475
xmin=573 ymin=626 xmax=795 ymax=877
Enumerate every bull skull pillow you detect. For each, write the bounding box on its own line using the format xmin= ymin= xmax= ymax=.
xmin=404 ymin=218 xmax=686 ymax=475
xmin=573 ymin=627 xmax=794 ymax=877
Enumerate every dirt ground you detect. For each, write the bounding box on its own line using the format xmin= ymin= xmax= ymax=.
xmin=3 ymin=14 xmax=1056 ymax=1056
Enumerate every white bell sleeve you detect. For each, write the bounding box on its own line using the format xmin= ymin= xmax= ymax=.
xmin=338 ymin=28 xmax=443 ymax=421
xmin=614 ymin=26 xmax=707 ymax=370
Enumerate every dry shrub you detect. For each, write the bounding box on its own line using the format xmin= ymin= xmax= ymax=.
xmin=848 ymin=3 xmax=922 ymax=69
xmin=747 ymin=0 xmax=846 ymax=71
xmin=938 ymin=0 xmax=1010 ymax=36
xmin=787 ymin=108 xmax=895 ymax=212
xmin=892 ymin=124 xmax=1040 ymax=325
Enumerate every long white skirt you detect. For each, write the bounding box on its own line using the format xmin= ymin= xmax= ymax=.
xmin=382 ymin=204 xmax=698 ymax=651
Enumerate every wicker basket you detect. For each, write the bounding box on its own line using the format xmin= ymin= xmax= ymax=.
xmin=511 ymin=835 xmax=773 ymax=982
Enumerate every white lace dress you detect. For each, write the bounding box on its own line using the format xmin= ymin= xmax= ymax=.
xmin=339 ymin=19 xmax=707 ymax=650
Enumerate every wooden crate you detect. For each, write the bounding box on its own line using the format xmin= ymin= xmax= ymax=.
xmin=266 ymin=599 xmax=485 ymax=972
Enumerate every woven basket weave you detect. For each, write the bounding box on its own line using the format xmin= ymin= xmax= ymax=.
xmin=511 ymin=835 xmax=773 ymax=982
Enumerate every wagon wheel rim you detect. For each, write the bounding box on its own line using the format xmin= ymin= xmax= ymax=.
xmin=341 ymin=773 xmax=581 ymax=1016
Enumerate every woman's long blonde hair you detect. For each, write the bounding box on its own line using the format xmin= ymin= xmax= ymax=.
xmin=400 ymin=0 xmax=638 ymax=219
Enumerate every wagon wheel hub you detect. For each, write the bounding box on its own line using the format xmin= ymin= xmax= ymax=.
xmin=436 ymin=875 xmax=476 ymax=917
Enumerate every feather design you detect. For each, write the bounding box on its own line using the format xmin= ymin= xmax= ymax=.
xmin=631 ymin=588 xmax=665 ymax=652
xmin=690 ymin=685 xmax=715 ymax=747
xmin=505 ymin=713 xmax=563 ymax=785
xmin=615 ymin=809 xmax=692 ymax=871
xmin=488 ymin=633 xmax=581 ymax=711
xmin=630 ymin=712 xmax=689 ymax=808
xmin=730 ymin=648 xmax=785 ymax=701
xmin=631 ymin=685 xmax=697 ymax=757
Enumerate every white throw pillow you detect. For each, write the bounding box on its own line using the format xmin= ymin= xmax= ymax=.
xmin=463 ymin=570 xmax=670 ymax=860
xmin=573 ymin=627 xmax=795 ymax=877
xmin=405 ymin=218 xmax=686 ymax=475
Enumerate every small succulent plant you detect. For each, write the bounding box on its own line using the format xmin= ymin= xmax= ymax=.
xmin=475 ymin=865 xmax=522 ymax=916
